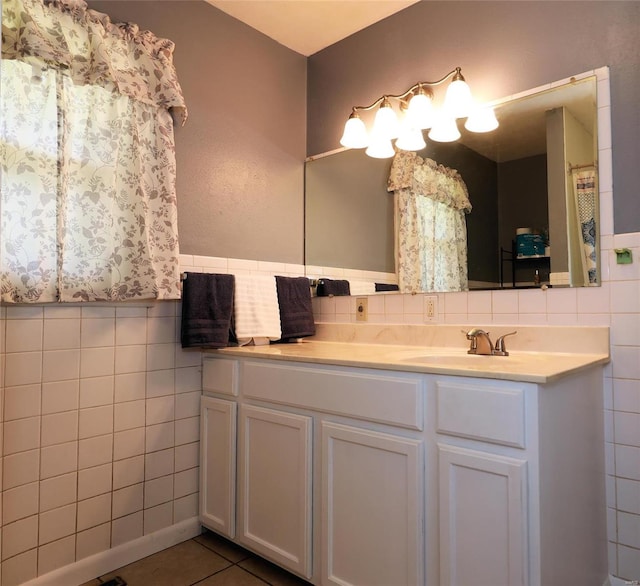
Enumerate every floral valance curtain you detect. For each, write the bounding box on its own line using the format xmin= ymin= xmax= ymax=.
xmin=2 ymin=0 xmax=187 ymax=124
xmin=1 ymin=0 xmax=187 ymax=303
xmin=388 ymin=150 xmax=471 ymax=293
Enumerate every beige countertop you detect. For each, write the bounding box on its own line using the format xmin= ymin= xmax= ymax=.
xmin=209 ymin=338 xmax=609 ymax=384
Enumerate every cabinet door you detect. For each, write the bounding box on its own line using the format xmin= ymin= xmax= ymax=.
xmin=200 ymin=396 xmax=237 ymax=538
xmin=238 ymin=404 xmax=313 ymax=579
xmin=321 ymin=421 xmax=424 ymax=586
xmin=438 ymin=444 xmax=528 ymax=586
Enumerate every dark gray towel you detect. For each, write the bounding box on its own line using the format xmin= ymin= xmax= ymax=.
xmin=316 ymin=279 xmax=350 ymax=297
xmin=275 ymin=276 xmax=316 ymax=340
xmin=375 ymin=283 xmax=399 ymax=292
xmin=181 ymin=272 xmax=235 ymax=348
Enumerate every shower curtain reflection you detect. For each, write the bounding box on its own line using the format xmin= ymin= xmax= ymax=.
xmin=571 ymin=168 xmax=598 ymax=285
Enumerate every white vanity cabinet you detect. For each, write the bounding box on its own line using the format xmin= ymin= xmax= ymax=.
xmin=434 ymin=370 xmax=607 ymax=586
xmin=201 ymin=354 xmax=427 ymax=584
xmin=200 ymin=352 xmax=607 ymax=586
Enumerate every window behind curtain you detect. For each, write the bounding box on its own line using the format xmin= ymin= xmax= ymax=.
xmin=1 ymin=0 xmax=186 ymax=303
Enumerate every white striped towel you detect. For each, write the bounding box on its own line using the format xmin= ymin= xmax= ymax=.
xmin=348 ymin=281 xmax=376 ymax=295
xmin=233 ymin=274 xmax=282 ymax=346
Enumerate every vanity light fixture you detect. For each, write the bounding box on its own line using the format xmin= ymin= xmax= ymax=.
xmin=339 ymin=67 xmax=498 ymax=158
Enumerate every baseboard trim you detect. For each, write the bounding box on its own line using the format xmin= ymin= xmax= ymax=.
xmin=23 ymin=517 xmax=202 ymax=586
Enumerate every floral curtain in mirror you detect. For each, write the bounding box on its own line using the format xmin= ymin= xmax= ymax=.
xmin=0 ymin=0 xmax=187 ymax=302
xmin=388 ymin=151 xmax=471 ymax=293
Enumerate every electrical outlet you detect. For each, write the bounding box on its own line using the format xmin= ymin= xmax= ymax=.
xmin=424 ymin=295 xmax=437 ymax=322
xmin=356 ymin=297 xmax=368 ymax=322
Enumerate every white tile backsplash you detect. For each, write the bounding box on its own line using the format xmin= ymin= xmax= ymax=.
xmin=145 ymin=449 xmax=175 ymax=481
xmin=144 ymin=475 xmax=173 ymax=509
xmin=114 ymin=372 xmax=146 ymax=403
xmin=79 ymin=375 xmax=114 ymax=408
xmin=115 ymin=317 xmax=148 ymax=346
xmin=81 ymin=318 xmax=115 ymax=348
xmin=41 ymin=411 xmax=78 ymax=447
xmin=77 ymin=464 xmax=113 ymax=502
xmin=3 ymin=450 xmax=40 ymax=491
xmin=113 ymin=428 xmax=145 ymax=461
xmin=5 ymin=352 xmax=43 ymax=387
xmin=114 ymin=344 xmax=147 ymax=374
xmin=2 ymin=515 xmax=38 ymax=560
xmin=146 ymin=395 xmax=175 ymax=426
xmin=113 ymin=456 xmax=145 ymax=491
xmin=143 ymin=502 xmax=173 ymax=536
xmin=145 ymin=422 xmax=174 ymax=454
xmin=5 ymin=319 xmax=43 ymax=353
xmin=114 ymin=400 xmax=146 ymax=432
xmin=78 ymin=405 xmax=114 ymax=439
xmin=76 ymin=493 xmax=111 ymax=533
xmin=40 ymin=442 xmax=78 ymax=480
xmin=38 ymin=504 xmax=76 ymax=545
xmin=3 ymin=483 xmax=39 ymax=525
xmin=42 ymin=349 xmax=81 ymax=383
xmin=76 ymin=522 xmax=111 ymax=561
xmin=4 ymin=385 xmax=41 ymax=421
xmin=112 ymin=484 xmax=143 ymax=520
xmin=41 ymin=380 xmax=79 ymax=415
xmin=39 ymin=473 xmax=77 ymax=513
xmin=78 ymin=435 xmax=113 ymax=470
xmin=111 ymin=511 xmax=143 ymax=548
xmin=38 ymin=535 xmax=76 ymax=576
xmin=80 ymin=347 xmax=115 ymax=378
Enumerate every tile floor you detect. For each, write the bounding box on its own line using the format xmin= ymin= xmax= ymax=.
xmin=82 ymin=530 xmax=311 ymax=586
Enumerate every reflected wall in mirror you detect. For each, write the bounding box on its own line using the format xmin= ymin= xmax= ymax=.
xmin=305 ymin=72 xmax=600 ymax=292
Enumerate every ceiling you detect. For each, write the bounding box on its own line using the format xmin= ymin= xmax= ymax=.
xmin=204 ymin=0 xmax=419 ymax=56
xmin=460 ymin=77 xmax=597 ymax=163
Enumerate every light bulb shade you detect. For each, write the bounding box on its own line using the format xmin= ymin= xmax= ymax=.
xmin=464 ymin=106 xmax=499 ymax=133
xmin=428 ymin=116 xmax=461 ymax=142
xmin=406 ymin=91 xmax=434 ymax=129
xmin=444 ymin=78 xmax=473 ymax=118
xmin=372 ymin=100 xmax=399 ymax=139
xmin=340 ymin=115 xmax=369 ymax=148
xmin=365 ymin=136 xmax=395 ymax=159
xmin=395 ymin=127 xmax=426 ymax=152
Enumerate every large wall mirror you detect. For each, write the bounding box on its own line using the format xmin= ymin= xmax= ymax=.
xmin=305 ymin=72 xmax=601 ymax=292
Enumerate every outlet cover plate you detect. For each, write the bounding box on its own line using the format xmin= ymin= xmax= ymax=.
xmin=356 ymin=297 xmax=368 ymax=322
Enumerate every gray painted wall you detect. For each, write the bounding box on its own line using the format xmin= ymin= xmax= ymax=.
xmin=305 ymin=151 xmax=394 ymax=273
xmin=307 ymin=1 xmax=640 ymax=235
xmin=89 ymin=1 xmax=307 ymax=263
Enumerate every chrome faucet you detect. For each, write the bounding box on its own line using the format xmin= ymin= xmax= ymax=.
xmin=465 ymin=328 xmax=494 ymax=355
xmin=465 ymin=329 xmax=517 ymax=356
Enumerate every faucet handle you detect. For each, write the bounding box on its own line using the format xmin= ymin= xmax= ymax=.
xmin=493 ymin=331 xmax=517 ymax=356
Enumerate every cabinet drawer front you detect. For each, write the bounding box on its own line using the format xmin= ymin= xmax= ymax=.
xmin=203 ymin=357 xmax=238 ymax=396
xmin=436 ymin=379 xmax=526 ymax=448
xmin=242 ymin=361 xmax=424 ymax=430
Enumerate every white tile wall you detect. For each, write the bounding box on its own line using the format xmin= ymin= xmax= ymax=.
xmin=0 ymin=299 xmax=203 ymax=581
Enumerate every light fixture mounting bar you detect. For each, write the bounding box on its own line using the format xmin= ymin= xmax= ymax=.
xmin=349 ymin=67 xmax=463 ymax=114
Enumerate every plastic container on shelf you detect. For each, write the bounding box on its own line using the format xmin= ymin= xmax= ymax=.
xmin=516 ymin=228 xmax=545 ymax=257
